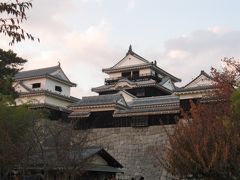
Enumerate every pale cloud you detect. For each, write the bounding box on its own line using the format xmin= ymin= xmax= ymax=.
xmin=157 ymin=28 xmax=240 ymax=86
xmin=63 ymin=20 xmax=110 ymax=52
xmin=166 ymin=49 xmax=191 ymax=59
xmin=0 ymin=0 xmax=114 ymax=98
xmin=207 ymin=26 xmax=231 ymax=34
xmin=1 ymin=0 xmax=240 ymax=99
xmin=127 ymin=0 xmax=136 ymax=11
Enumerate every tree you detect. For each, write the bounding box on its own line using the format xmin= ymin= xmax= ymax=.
xmin=0 ymin=103 xmax=35 ymax=179
xmin=0 ymin=48 xmax=27 ymax=103
xmin=18 ymin=119 xmax=88 ymax=180
xmin=154 ymin=59 xmax=240 ymax=179
xmin=232 ymin=88 xmax=240 ymax=120
xmin=0 ymin=0 xmax=39 ymax=45
xmin=0 ymin=106 xmax=88 ymax=180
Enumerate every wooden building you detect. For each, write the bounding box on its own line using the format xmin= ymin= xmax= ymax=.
xmin=14 ymin=148 xmax=123 ymax=180
xmin=69 ymin=46 xmax=185 ymax=128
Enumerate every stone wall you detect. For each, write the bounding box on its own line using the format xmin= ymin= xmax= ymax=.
xmin=76 ymin=125 xmax=174 ymax=180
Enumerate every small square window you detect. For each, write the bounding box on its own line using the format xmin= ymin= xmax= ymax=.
xmin=55 ymin=86 xmax=62 ymax=92
xmin=32 ymin=83 xmax=41 ymax=89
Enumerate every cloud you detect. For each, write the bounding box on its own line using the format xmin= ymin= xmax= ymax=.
xmin=1 ymin=0 xmax=240 ymax=99
xmin=0 ymin=0 xmax=115 ymax=98
xmin=166 ymin=49 xmax=191 ymax=59
xmin=157 ymin=27 xmax=240 ymax=86
xmin=127 ymin=0 xmax=136 ymax=12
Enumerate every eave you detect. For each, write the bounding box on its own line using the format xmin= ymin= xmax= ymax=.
xmin=113 ymin=106 xmax=180 ymax=117
xmin=18 ymin=90 xmax=78 ymax=103
xmin=92 ymin=83 xmax=172 ymax=94
xmin=174 ymin=85 xmax=215 ymax=95
xmin=28 ymin=103 xmax=71 ymax=113
xmin=14 ymin=74 xmax=77 ymax=87
xmin=102 ymin=63 xmax=181 ymax=83
xmin=69 ymin=103 xmax=127 ymax=111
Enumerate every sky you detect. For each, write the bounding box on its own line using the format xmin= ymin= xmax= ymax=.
xmin=1 ymin=0 xmax=240 ymax=98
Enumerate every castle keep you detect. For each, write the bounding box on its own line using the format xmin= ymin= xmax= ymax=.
xmin=14 ymin=46 xmax=214 ymax=179
xmin=68 ymin=46 xmax=214 ymax=179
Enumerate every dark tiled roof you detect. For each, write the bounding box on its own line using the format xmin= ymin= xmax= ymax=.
xmin=174 ymin=85 xmax=215 ymax=93
xmin=103 ymin=63 xmax=181 ymax=82
xmin=27 ymin=147 xmax=123 ymax=169
xmin=113 ymin=106 xmax=180 ymax=117
xmin=29 ymin=103 xmax=71 ymax=113
xmin=103 ymin=45 xmax=150 ymax=71
xmin=19 ymin=89 xmax=79 ymax=103
xmin=114 ymin=95 xmax=180 ymax=117
xmin=102 ymin=46 xmax=181 ymax=82
xmin=70 ymin=93 xmax=125 ymax=107
xmin=14 ymin=65 xmax=76 ymax=87
xmin=128 ymin=95 xmax=179 ymax=107
xmin=68 ymin=111 xmax=90 ymax=118
xmin=92 ymin=79 xmax=172 ymax=94
xmin=86 ymin=165 xmax=123 ymax=173
xmin=15 ymin=65 xmax=60 ymax=79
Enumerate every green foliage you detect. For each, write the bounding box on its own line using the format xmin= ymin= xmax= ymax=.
xmin=157 ymin=59 xmax=240 ymax=180
xmin=0 ymin=103 xmax=33 ymax=178
xmin=0 ymin=103 xmax=31 ymax=144
xmin=0 ymin=48 xmax=27 ymax=103
xmin=231 ymin=88 xmax=240 ymax=120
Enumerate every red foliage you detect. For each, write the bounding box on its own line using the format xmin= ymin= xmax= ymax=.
xmin=156 ymin=58 xmax=240 ymax=179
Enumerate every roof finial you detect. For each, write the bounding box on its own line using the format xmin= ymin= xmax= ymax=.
xmin=129 ymin=44 xmax=132 ymax=52
xmin=58 ymin=61 xmax=61 ymax=67
xmin=126 ymin=44 xmax=133 ymax=55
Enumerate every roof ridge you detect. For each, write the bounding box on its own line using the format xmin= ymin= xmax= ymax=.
xmin=132 ymin=95 xmax=178 ymax=101
xmin=105 ymin=46 xmax=150 ymax=70
xmin=126 ymin=45 xmax=150 ymax=63
xmin=184 ymin=70 xmax=212 ymax=88
xmin=82 ymin=93 xmax=121 ymax=99
xmin=18 ymin=65 xmax=59 ymax=73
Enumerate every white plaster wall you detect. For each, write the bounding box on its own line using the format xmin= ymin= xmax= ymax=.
xmin=16 ymin=78 xmax=47 ymax=91
xmin=186 ymin=75 xmax=212 ymax=88
xmin=119 ymin=91 xmax=134 ymax=102
xmin=16 ymin=95 xmax=71 ymax=108
xmin=50 ymin=69 xmax=69 ymax=81
xmin=44 ymin=96 xmax=71 ymax=107
xmin=139 ymin=68 xmax=151 ymax=75
xmin=162 ymin=80 xmax=174 ymax=90
xmin=177 ymin=93 xmax=206 ymax=100
xmin=13 ymin=82 xmax=29 ymax=93
xmin=115 ymin=54 xmax=146 ymax=68
xmin=45 ymin=79 xmax=70 ymax=97
xmin=15 ymin=95 xmax=45 ymax=105
xmin=108 ymin=72 xmax=122 ymax=78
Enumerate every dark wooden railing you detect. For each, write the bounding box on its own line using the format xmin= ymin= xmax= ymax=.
xmin=105 ymin=73 xmax=162 ymax=85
